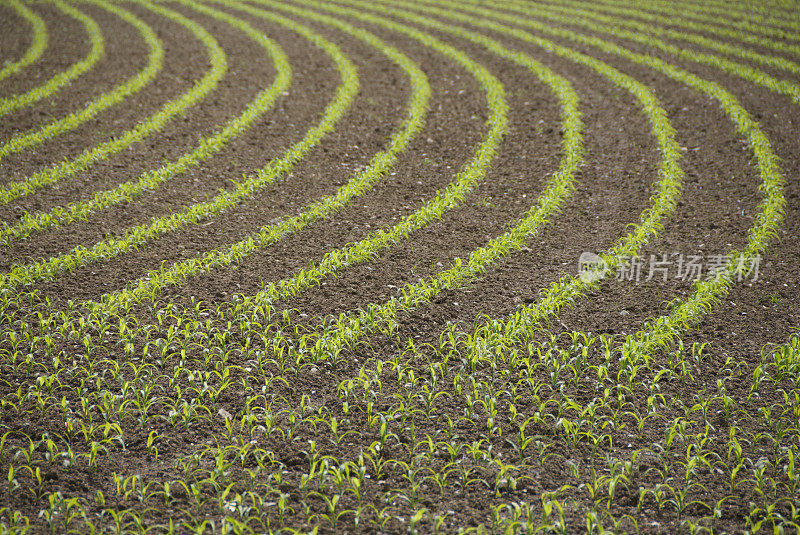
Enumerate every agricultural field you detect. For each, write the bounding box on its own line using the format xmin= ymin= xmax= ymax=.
xmin=1 ymin=0 xmax=799 ymax=532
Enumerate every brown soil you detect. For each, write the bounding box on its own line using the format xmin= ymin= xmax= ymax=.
xmin=1 ymin=1 xmax=799 ymax=533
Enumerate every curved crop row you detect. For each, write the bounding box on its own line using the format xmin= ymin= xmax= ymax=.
xmin=52 ymin=0 xmax=626 ymax=374
xmin=588 ymin=0 xmax=800 ymax=44
xmin=0 ymin=0 xmax=291 ymax=245
xmin=0 ymin=0 xmax=164 ymax=162
xmin=531 ymin=0 xmax=800 ymax=78
xmin=258 ymin=0 xmax=678 ymax=365
xmin=654 ymin=0 xmax=800 ymax=36
xmin=163 ymin=0 xmax=585 ymax=339
xmin=77 ymin=0 xmax=506 ymax=317
xmin=0 ymin=0 xmax=567 ymax=368
xmin=1 ymin=1 xmax=796 ymax=532
xmin=0 ymin=0 xmax=48 ymax=84
xmin=471 ymin=0 xmax=800 ymax=109
xmin=685 ymin=0 xmax=800 ymax=23
xmin=491 ymin=0 xmax=788 ymax=358
xmin=0 ymin=0 xmax=103 ymax=117
xmin=423 ymin=0 xmax=784 ymax=358
xmin=555 ymin=0 xmax=800 ymax=62
xmin=0 ymin=0 xmax=227 ymax=207
xmin=0 ymin=0 xmax=371 ymax=296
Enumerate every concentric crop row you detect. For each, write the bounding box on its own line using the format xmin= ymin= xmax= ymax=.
xmin=0 ymin=0 xmax=797 ymax=532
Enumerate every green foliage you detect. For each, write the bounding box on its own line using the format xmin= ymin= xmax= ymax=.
xmin=0 ymin=0 xmax=227 ymax=207
xmin=0 ymin=0 xmax=102 ymax=117
xmin=0 ymin=0 xmax=165 ymax=163
xmin=0 ymin=0 xmax=48 ymax=84
xmin=0 ymin=0 xmax=797 ymax=533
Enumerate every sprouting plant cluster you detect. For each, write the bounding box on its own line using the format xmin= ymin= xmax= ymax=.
xmin=1 ymin=0 xmax=798 ymax=532
xmin=0 ymin=0 xmax=228 ymax=209
xmin=0 ymin=0 xmax=165 ymax=163
xmin=0 ymin=0 xmax=47 ymax=84
xmin=0 ymin=0 xmax=103 ymax=117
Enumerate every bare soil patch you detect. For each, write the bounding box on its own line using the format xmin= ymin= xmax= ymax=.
xmin=1 ymin=2 xmax=799 ymax=533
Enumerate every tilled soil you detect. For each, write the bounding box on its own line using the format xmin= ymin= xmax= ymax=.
xmin=1 ymin=1 xmax=799 ymax=533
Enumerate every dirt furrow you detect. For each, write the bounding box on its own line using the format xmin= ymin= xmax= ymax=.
xmin=0 ymin=3 xmax=87 ymax=99
xmin=0 ymin=2 xmax=146 ymax=146
xmin=0 ymin=2 xmax=33 ymax=72
xmin=0 ymin=0 xmax=284 ymax=265
xmin=332 ymin=15 xmax=759 ymax=350
xmin=16 ymin=7 xmax=408 ymax=306
xmin=170 ymin=14 xmax=658 ymax=332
